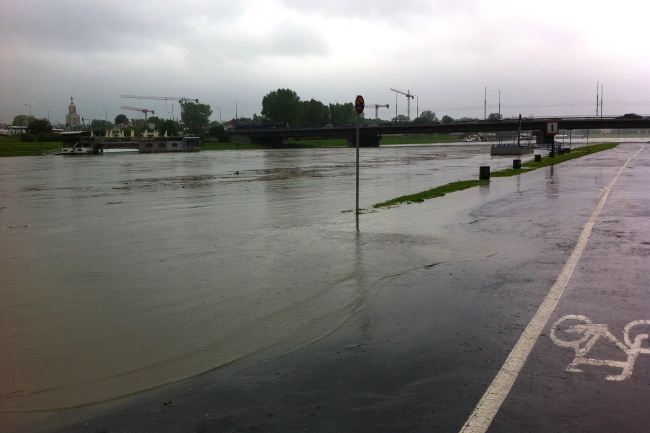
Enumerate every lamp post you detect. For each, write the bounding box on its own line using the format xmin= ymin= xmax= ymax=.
xmin=215 ymin=106 xmax=221 ymax=124
xmin=102 ymin=107 xmax=108 ymax=134
xmin=25 ymin=103 xmax=31 ymax=119
xmin=498 ymin=90 xmax=501 ymax=119
xmin=484 ymin=87 xmax=487 ymax=120
xmin=235 ymin=102 xmax=239 ymax=127
xmin=415 ymin=95 xmax=419 ymax=119
xmin=600 ymin=84 xmax=603 ymax=119
xmin=335 ymin=100 xmax=339 ymax=125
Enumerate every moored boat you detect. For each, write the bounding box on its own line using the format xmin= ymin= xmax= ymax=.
xmin=59 ymin=132 xmax=104 ymax=155
xmin=137 ymin=136 xmax=200 ymax=153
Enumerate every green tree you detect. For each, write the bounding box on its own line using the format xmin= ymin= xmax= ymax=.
xmin=441 ymin=115 xmax=455 ymax=124
xmin=206 ymin=122 xmax=228 ymax=141
xmin=252 ymin=114 xmax=269 ymax=124
xmin=159 ymin=119 xmax=179 ymax=136
xmin=90 ymin=119 xmax=112 ymax=132
xmin=261 ymin=88 xmax=301 ymax=125
xmin=392 ymin=114 xmax=410 ymax=123
xmin=27 ymin=118 xmax=52 ymax=134
xmin=328 ymin=102 xmax=356 ymax=126
xmin=131 ymin=119 xmax=146 ymax=136
xmin=300 ymin=99 xmax=330 ymax=127
xmin=487 ymin=112 xmax=502 ymax=121
xmin=114 ymin=114 xmax=128 ymax=125
xmin=13 ymin=114 xmax=32 ymax=126
xmin=146 ymin=116 xmax=163 ymax=131
xmin=181 ymin=102 xmax=212 ymax=134
xmin=413 ymin=110 xmax=438 ymax=124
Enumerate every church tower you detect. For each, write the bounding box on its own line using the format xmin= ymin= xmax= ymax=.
xmin=66 ymin=97 xmax=81 ymax=129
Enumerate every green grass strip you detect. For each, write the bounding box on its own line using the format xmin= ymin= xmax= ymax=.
xmin=373 ymin=179 xmax=489 ymax=208
xmin=372 ymin=142 xmax=619 ymax=209
xmin=490 ymin=142 xmax=618 ymax=177
xmin=0 ymin=135 xmax=63 ymax=157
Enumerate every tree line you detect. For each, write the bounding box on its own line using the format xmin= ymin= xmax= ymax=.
xmin=10 ymin=89 xmax=511 ymax=142
xmin=259 ymin=88 xmax=444 ymax=127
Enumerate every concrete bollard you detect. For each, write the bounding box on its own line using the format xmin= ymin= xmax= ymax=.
xmin=513 ymin=159 xmax=521 ymax=169
xmin=479 ymin=166 xmax=490 ymax=180
xmin=535 ymin=154 xmax=542 ymax=162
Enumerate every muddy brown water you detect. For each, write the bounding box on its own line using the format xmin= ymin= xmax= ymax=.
xmin=0 ymin=142 xmax=613 ymax=416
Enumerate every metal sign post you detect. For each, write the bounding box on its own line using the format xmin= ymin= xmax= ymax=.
xmin=546 ymin=121 xmax=559 ymax=157
xmin=354 ymin=95 xmax=364 ymax=225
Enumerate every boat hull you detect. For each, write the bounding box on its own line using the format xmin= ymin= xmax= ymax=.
xmin=60 ymin=147 xmax=101 ymax=155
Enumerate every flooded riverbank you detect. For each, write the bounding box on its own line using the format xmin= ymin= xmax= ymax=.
xmin=0 ymin=142 xmax=616 ymax=418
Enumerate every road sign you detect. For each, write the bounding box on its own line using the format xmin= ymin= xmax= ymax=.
xmin=547 ymin=122 xmax=559 ymax=134
xmin=355 ymin=95 xmax=364 ymax=115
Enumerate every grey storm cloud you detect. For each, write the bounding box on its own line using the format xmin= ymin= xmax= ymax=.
xmin=0 ymin=0 xmax=648 ymax=125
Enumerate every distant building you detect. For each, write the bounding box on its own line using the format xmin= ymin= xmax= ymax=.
xmin=65 ymin=97 xmax=81 ymax=130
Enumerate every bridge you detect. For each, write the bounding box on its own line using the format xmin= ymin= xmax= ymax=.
xmin=229 ymin=117 xmax=650 ymax=147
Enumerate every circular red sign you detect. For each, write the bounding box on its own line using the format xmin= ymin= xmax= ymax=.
xmin=355 ymin=95 xmax=364 ymax=114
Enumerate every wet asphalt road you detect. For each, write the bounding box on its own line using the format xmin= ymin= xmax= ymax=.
xmin=37 ymin=142 xmax=649 ymax=432
xmin=485 ymin=143 xmax=650 ymax=433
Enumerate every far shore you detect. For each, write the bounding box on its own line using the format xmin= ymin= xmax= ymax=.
xmin=1 ymin=133 xmax=647 ymax=157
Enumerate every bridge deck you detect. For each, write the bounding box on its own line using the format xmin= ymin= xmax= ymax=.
xmin=229 ymin=117 xmax=650 ymax=141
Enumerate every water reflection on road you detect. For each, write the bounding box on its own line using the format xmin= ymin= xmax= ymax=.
xmin=0 ymin=143 xmax=589 ymax=412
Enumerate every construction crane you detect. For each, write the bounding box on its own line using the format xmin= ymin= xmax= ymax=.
xmin=121 ymin=95 xmax=199 ymax=118
xmin=390 ymin=88 xmax=415 ymax=120
xmin=120 ymin=105 xmax=155 ymax=120
xmin=366 ymin=104 xmax=390 ymax=119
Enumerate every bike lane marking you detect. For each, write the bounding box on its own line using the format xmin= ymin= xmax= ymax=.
xmin=459 ymin=145 xmax=645 ymax=433
xmin=550 ymin=315 xmax=650 ymax=381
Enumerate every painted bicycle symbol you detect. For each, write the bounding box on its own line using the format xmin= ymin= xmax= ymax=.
xmin=550 ymin=315 xmax=650 ymax=381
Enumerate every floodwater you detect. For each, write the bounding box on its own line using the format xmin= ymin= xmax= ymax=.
xmin=0 ymin=141 xmax=616 ymax=416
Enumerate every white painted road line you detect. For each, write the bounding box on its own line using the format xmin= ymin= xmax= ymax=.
xmin=458 ymin=145 xmax=645 ymax=433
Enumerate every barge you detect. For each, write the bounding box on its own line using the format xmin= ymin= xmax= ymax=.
xmin=138 ymin=136 xmax=200 ymax=153
xmin=59 ymin=132 xmax=103 ymax=155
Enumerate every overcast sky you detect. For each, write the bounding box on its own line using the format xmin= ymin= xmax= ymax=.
xmin=1 ymin=0 xmax=648 ymax=125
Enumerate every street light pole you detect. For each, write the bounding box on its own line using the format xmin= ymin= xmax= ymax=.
xmin=25 ymin=103 xmax=31 ymax=119
xmin=334 ymin=100 xmax=339 ymax=125
xmin=484 ymin=87 xmax=487 ymax=120
xmin=498 ymin=90 xmax=501 ymax=119
xmin=600 ymin=84 xmax=604 ymax=118
xmin=215 ymin=107 xmax=221 ymax=123
xmin=102 ymin=107 xmax=108 ymax=133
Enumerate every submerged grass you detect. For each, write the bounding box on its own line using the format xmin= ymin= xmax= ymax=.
xmin=490 ymin=142 xmax=618 ymax=177
xmin=373 ymin=180 xmax=489 ymax=208
xmin=372 ymin=142 xmax=619 ymax=209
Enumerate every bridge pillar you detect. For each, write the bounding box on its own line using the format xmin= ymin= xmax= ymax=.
xmin=346 ymin=133 xmax=381 ymax=147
